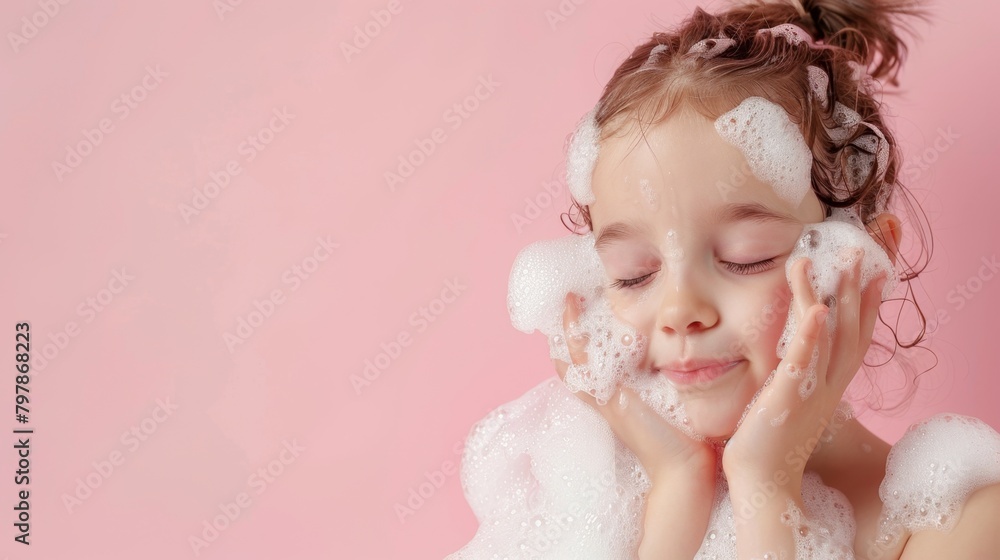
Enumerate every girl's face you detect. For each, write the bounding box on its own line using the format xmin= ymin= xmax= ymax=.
xmin=589 ymin=105 xmax=826 ymax=439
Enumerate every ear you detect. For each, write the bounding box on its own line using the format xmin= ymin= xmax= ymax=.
xmin=865 ymin=212 xmax=902 ymax=266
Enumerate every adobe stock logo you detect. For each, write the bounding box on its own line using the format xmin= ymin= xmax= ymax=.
xmin=52 ymin=65 xmax=168 ymax=182
xmin=351 ymin=278 xmax=466 ymax=395
xmin=7 ymin=0 xmax=71 ymax=54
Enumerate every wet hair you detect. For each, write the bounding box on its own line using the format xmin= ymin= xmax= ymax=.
xmin=560 ymin=0 xmax=937 ymax=414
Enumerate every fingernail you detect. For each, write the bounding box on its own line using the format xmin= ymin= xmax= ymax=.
xmin=815 ymin=307 xmax=829 ymax=326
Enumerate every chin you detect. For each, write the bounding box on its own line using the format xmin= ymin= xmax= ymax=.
xmin=681 ymin=395 xmax=747 ymax=440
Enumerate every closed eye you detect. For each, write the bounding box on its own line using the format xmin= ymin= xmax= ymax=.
xmin=611 ymin=272 xmax=656 ymax=290
xmin=723 ymin=258 xmax=777 ymax=275
xmin=611 ymin=257 xmax=777 ymax=289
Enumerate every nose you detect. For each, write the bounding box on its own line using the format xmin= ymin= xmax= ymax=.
xmin=656 ymin=269 xmax=719 ymax=336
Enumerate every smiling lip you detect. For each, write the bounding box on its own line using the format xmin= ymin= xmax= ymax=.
xmin=657 ymin=360 xmax=744 ymax=385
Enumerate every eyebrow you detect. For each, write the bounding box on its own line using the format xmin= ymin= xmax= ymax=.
xmin=594 ymin=221 xmax=650 ymax=252
xmin=594 ymin=202 xmax=798 ymax=251
xmin=715 ymin=202 xmax=799 ymax=226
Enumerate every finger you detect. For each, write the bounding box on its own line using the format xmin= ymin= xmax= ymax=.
xmin=791 ymin=257 xmax=819 ymax=322
xmin=859 ymin=271 xmax=888 ymax=347
xmin=556 ymin=292 xmax=601 ymax=407
xmin=779 ymin=301 xmax=829 ymax=405
xmin=833 ymin=268 xmax=887 ymax=395
xmin=561 ymin=292 xmax=589 ymax=366
xmin=598 ymin=386 xmax=694 ymax=472
xmin=828 ymin=248 xmax=863 ymax=386
xmin=751 ymin=263 xmax=828 ymax=423
xmin=841 ymin=248 xmax=864 ymax=343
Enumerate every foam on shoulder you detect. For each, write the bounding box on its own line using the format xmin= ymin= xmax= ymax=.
xmin=878 ymin=414 xmax=1000 ymax=537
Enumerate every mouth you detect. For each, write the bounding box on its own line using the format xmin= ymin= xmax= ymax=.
xmin=656 ymin=359 xmax=745 ymax=386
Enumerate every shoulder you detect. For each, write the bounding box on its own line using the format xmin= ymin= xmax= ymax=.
xmin=899 ymin=482 xmax=1000 ymax=558
xmin=884 ymin=414 xmax=1000 ymax=558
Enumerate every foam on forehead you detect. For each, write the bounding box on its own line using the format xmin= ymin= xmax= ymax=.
xmin=714 ymin=96 xmax=813 ymax=208
xmin=567 ymin=107 xmax=600 ymax=205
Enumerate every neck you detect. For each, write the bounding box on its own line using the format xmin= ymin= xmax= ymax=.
xmin=804 ymin=417 xmax=891 ymax=479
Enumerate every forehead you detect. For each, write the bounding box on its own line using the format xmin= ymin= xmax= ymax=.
xmin=590 ymin=106 xmax=817 ymax=226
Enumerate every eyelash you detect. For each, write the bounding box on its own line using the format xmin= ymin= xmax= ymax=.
xmin=610 ymin=258 xmax=777 ymax=289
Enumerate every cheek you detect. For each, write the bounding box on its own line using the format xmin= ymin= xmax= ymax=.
xmin=738 ymin=281 xmax=793 ymax=361
xmin=605 ymin=276 xmax=664 ymax=333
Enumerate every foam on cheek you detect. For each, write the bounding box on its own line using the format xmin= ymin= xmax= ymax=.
xmin=507 ymin=232 xmax=695 ymax=432
xmin=563 ymin=296 xmax=646 ymax=405
xmin=714 ymin=97 xmax=813 ymax=208
xmin=447 ymin=234 xmax=706 ymax=558
xmin=776 ymin=208 xmax=899 ymax=370
xmin=507 ymin=233 xmax=606 ymax=339
xmin=567 ymin=108 xmax=600 ymax=205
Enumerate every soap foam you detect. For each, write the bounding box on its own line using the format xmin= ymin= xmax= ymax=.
xmin=507 ymin=231 xmax=696 ymax=433
xmin=714 ymin=97 xmax=813 ymax=207
xmin=780 ymin=474 xmax=857 ymax=558
xmin=560 ymin=295 xmax=645 ymax=405
xmin=638 ymin=178 xmax=659 ymax=208
xmin=686 ymin=36 xmax=737 ymax=59
xmin=447 ymin=376 xmax=863 ymax=560
xmin=756 ymin=23 xmax=813 ymax=46
xmin=507 ymin=233 xmax=605 ymax=339
xmin=776 ymin=208 xmax=899 ymax=362
xmin=567 ymin=108 xmax=600 ymax=205
xmin=807 ymin=65 xmax=830 ymax=109
xmin=878 ymin=414 xmax=1000 ymax=537
xmin=446 ymin=377 xmax=650 ymax=560
xmin=454 ymin=216 xmax=1000 ymax=558
xmin=641 ymin=44 xmax=669 ymax=69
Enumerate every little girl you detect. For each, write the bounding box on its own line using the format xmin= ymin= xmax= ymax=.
xmin=448 ymin=1 xmax=1000 ymax=558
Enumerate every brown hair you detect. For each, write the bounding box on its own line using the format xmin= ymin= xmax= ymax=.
xmin=561 ymin=0 xmax=937 ymax=413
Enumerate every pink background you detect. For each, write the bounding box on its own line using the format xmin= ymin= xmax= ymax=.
xmin=1 ymin=0 xmax=997 ymax=558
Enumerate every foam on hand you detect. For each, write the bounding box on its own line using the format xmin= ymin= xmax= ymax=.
xmin=506 ymin=232 xmax=693 ymax=429
xmin=776 ymin=208 xmax=899 ymax=363
xmin=507 ymin=233 xmax=605 ymax=339
xmin=714 ymin=97 xmax=813 ymax=208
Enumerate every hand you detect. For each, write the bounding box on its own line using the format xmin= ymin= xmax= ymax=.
xmin=555 ymin=292 xmax=718 ymax=559
xmin=554 ymin=293 xmax=715 ymax=482
xmin=721 ymin=249 xmax=888 ymax=485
